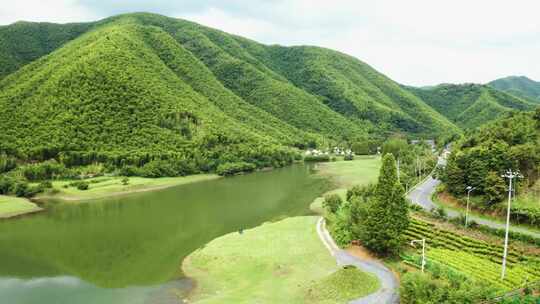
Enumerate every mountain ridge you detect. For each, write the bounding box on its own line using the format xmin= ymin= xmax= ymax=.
xmin=406 ymin=83 xmax=536 ymax=129
xmin=488 ymin=76 xmax=540 ymax=103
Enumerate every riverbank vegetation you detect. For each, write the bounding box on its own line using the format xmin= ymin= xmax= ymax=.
xmin=182 ymin=216 xmax=379 ymax=303
xmin=35 ymin=175 xmax=219 ymax=202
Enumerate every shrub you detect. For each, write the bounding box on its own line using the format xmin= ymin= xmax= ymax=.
xmin=323 ymin=194 xmax=343 ymax=214
xmin=77 ymin=163 xmax=105 ymax=178
xmin=328 ymin=203 xmax=354 ymax=247
xmin=21 ymin=160 xmax=66 ymax=181
xmin=346 ymin=184 xmax=376 ymax=202
xmin=351 ymin=142 xmax=370 ymax=155
xmin=13 ymin=182 xmax=30 ymax=197
xmin=216 ymin=162 xmax=256 ymax=176
xmin=119 ymin=165 xmax=139 ymax=177
xmin=76 ymin=181 xmax=89 ymax=190
xmin=138 ymin=160 xmax=177 ymax=178
xmin=0 ymin=176 xmax=14 ymax=194
xmin=0 ymin=154 xmax=17 ymax=173
xmin=304 ymin=154 xmax=330 ymax=162
xmin=431 ymin=206 xmax=448 ymax=220
xmin=400 ymin=270 xmax=496 ymax=303
xmin=121 ymin=177 xmax=129 ymax=185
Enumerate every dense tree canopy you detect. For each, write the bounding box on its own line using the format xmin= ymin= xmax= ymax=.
xmin=407 ymin=84 xmax=536 ymax=129
xmin=0 ymin=13 xmax=464 ymax=182
xmin=442 ymin=110 xmax=540 ymax=201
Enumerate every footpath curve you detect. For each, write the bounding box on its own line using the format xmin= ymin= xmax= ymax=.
xmin=316 ymin=217 xmax=400 ymax=304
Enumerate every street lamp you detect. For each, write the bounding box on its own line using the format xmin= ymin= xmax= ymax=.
xmin=500 ymin=169 xmax=523 ymax=280
xmin=410 ymin=238 xmax=426 ymax=273
xmin=465 ymin=186 xmax=475 ymax=227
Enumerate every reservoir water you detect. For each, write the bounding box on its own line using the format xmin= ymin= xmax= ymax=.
xmin=0 ymin=164 xmax=330 ymax=304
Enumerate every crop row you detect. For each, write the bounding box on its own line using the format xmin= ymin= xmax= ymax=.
xmin=427 ymin=249 xmax=537 ymax=290
xmin=404 ymin=219 xmax=540 ymax=291
xmin=406 ymin=219 xmax=525 ymax=265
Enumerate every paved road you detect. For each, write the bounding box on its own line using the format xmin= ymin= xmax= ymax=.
xmin=407 ymin=176 xmax=540 ymax=238
xmin=316 ymin=217 xmax=399 ymax=304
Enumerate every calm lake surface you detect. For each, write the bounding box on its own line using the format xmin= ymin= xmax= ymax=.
xmin=0 ymin=164 xmax=330 ymax=304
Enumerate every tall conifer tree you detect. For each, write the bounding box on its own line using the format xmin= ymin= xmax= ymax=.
xmin=357 ymin=153 xmax=409 ymax=255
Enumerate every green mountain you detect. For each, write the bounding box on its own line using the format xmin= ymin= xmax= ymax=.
xmin=407 ymin=83 xmax=536 ymax=129
xmin=0 ymin=13 xmax=459 ymax=173
xmin=489 ymin=76 xmax=540 ymax=103
xmin=0 ymin=21 xmax=96 ymax=80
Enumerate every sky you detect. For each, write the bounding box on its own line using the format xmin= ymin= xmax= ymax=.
xmin=1 ymin=0 xmax=539 ymax=86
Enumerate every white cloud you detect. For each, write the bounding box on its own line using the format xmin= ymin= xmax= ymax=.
xmin=1 ymin=0 xmax=539 ymax=85
xmin=178 ymin=0 xmax=540 ymax=85
xmin=0 ymin=0 xmax=97 ymax=24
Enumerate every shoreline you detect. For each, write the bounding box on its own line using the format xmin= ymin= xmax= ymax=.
xmin=0 ymin=205 xmax=44 ymax=219
xmin=34 ymin=174 xmax=221 ymax=203
xmin=0 ymin=195 xmax=44 ymax=219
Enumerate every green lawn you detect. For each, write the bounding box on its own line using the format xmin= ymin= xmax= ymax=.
xmin=310 ymin=157 xmax=381 ymax=214
xmin=183 ymin=216 xmax=380 ymax=304
xmin=0 ymin=195 xmax=42 ymax=218
xmin=36 ymin=174 xmax=220 ymax=201
xmin=315 ymin=156 xmax=380 ymax=190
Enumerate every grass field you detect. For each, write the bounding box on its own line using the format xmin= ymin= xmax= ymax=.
xmin=36 ymin=174 xmax=220 ymax=202
xmin=310 ymin=157 xmax=381 ymax=214
xmin=0 ymin=195 xmax=42 ymax=218
xmin=315 ymin=156 xmax=381 ymax=190
xmin=183 ymin=216 xmax=380 ymax=304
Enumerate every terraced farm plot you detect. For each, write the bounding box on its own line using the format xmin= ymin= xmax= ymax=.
xmin=403 ymin=218 xmax=540 ymax=291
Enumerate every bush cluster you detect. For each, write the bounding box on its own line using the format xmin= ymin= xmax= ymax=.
xmin=0 ymin=175 xmax=50 ymax=198
xmin=304 ymin=154 xmax=330 ymax=162
xmin=216 ymin=162 xmax=256 ymax=176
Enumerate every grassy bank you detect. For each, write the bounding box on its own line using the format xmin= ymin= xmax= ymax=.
xmin=310 ymin=157 xmax=381 ymax=213
xmin=315 ymin=156 xmax=380 ymax=190
xmin=183 ymin=216 xmax=379 ymax=304
xmin=0 ymin=195 xmax=42 ymax=218
xmin=35 ymin=174 xmax=220 ymax=202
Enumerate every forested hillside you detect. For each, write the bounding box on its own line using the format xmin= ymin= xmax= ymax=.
xmin=489 ymin=76 xmax=540 ymax=103
xmin=0 ymin=21 xmax=95 ymax=80
xmin=0 ymin=13 xmax=461 ymax=176
xmin=407 ymin=84 xmax=536 ymax=129
xmin=443 ymin=109 xmax=540 ymax=199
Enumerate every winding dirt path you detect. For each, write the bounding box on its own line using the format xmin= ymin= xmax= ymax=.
xmin=316 ymin=217 xmax=399 ymax=304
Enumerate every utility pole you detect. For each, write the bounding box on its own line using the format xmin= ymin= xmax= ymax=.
xmin=397 ymin=157 xmax=400 ymax=183
xmin=411 ymin=238 xmax=426 ymax=272
xmin=500 ymin=169 xmax=523 ymax=280
xmin=465 ymin=186 xmax=475 ymax=227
